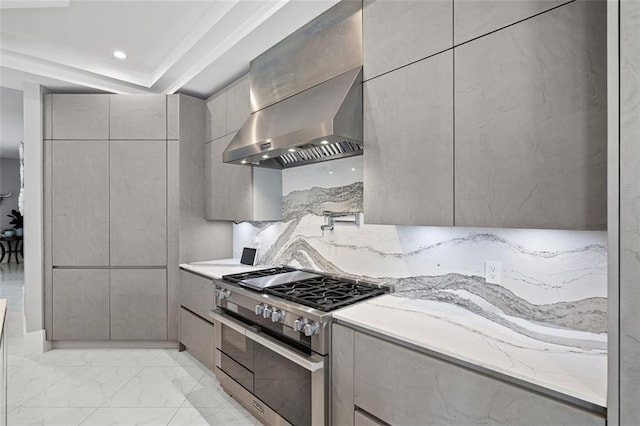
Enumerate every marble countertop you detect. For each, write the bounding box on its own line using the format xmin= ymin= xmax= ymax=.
xmin=180 ymin=259 xmax=606 ymax=409
xmin=333 ymin=295 xmax=607 ymax=409
xmin=179 ymin=258 xmax=268 ymax=279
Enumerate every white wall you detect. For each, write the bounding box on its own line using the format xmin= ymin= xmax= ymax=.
xmin=22 ymin=82 xmax=47 ymax=334
xmin=0 ymin=157 xmax=20 ymax=232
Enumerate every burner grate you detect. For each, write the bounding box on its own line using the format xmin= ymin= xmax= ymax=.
xmin=266 ymin=277 xmax=387 ymax=312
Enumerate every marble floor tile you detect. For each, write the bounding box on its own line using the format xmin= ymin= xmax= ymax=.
xmin=149 ymin=349 xmax=202 ymax=369
xmin=31 ymin=349 xmax=105 ymax=367
xmin=168 ymin=407 xmax=257 ymax=426
xmin=182 ymin=371 xmax=243 ymax=409
xmin=89 ymin=349 xmax=163 ymax=367
xmin=22 ymin=366 xmax=142 ymax=407
xmin=104 ymin=366 xmax=204 ymax=408
xmin=8 ymin=364 xmax=77 ymax=407
xmin=80 ymin=407 xmax=178 ymax=425
xmin=8 ymin=406 xmax=97 ymax=425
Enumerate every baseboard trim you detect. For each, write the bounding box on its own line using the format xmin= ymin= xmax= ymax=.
xmin=24 ymin=328 xmax=49 ymax=356
xmin=51 ymin=340 xmax=179 ymax=349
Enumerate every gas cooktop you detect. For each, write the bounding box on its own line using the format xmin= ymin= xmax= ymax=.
xmin=222 ymin=267 xmax=388 ymax=312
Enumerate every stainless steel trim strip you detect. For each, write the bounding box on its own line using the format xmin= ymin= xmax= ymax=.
xmin=209 ymin=310 xmax=247 ymax=335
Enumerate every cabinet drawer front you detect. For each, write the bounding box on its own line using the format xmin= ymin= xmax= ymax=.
xmin=180 ymin=308 xmax=215 ymax=370
xmin=52 ymin=269 xmax=110 ymax=340
xmin=180 ymin=271 xmax=214 ymax=321
xmin=354 ymin=332 xmax=604 ymax=426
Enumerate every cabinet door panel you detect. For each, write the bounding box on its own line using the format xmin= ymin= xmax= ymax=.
xmin=454 ymin=1 xmax=606 ymax=229
xmin=332 ymin=324 xmax=355 ymax=426
xmin=52 ymin=269 xmax=109 ymax=340
xmin=364 ymin=52 xmax=454 ymax=226
xmin=205 ymin=90 xmax=227 ymax=142
xmin=52 ymin=140 xmax=109 ymax=266
xmin=110 ymin=141 xmax=167 ymax=266
xmin=205 ymin=134 xmax=252 ymax=221
xmin=454 ymin=0 xmax=566 ymax=45
xmin=180 ymin=270 xmax=214 ymax=322
xmin=180 ymin=308 xmax=215 ymax=370
xmin=110 ymin=95 xmax=166 ymax=140
xmin=110 ymin=269 xmax=167 ymax=341
xmin=354 ymin=332 xmax=604 ymax=426
xmin=364 ymin=0 xmax=452 ymax=80
xmin=226 ymin=74 xmax=250 ymax=133
xmin=51 ymin=95 xmax=109 ymax=140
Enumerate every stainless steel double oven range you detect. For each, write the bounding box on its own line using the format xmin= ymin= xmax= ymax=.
xmin=209 ymin=267 xmax=390 ymax=426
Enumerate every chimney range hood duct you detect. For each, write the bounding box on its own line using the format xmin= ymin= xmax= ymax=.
xmin=223 ymin=1 xmax=363 ymax=169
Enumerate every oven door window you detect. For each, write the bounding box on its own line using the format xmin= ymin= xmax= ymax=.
xmin=221 ymin=324 xmax=254 ymax=371
xmin=254 ymin=344 xmax=311 ymax=426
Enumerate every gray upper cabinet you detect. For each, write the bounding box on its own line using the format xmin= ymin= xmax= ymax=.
xmin=205 ymin=89 xmax=227 ymax=142
xmin=110 ymin=140 xmax=167 ymax=266
xmin=226 ymin=73 xmax=250 ymax=133
xmin=453 ymin=0 xmax=566 ymax=45
xmin=205 ymin=133 xmax=253 ymax=221
xmin=52 ymin=269 xmax=110 ymax=340
xmin=51 ymin=95 xmax=109 ymax=140
xmin=52 ymin=140 xmax=109 ymax=266
xmin=454 ymin=1 xmax=606 ymax=229
xmin=364 ymin=51 xmax=454 ymax=226
xmin=110 ymin=95 xmax=167 ymax=140
xmin=167 ymin=94 xmax=179 ymax=140
xmin=110 ymin=269 xmax=167 ymax=341
xmin=363 ymin=0 xmax=453 ymax=80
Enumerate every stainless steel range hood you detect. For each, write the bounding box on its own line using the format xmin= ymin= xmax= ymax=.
xmin=223 ymin=0 xmax=363 ymax=169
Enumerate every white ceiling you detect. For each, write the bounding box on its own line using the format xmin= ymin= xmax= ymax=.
xmin=0 ymin=0 xmax=339 ymax=159
xmin=0 ymin=0 xmax=340 ymax=97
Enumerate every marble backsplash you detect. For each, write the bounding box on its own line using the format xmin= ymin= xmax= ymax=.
xmin=234 ymin=157 xmax=607 ymax=349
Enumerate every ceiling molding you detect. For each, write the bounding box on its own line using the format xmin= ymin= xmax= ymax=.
xmin=164 ymin=0 xmax=291 ymax=94
xmin=1 ymin=49 xmax=150 ymax=94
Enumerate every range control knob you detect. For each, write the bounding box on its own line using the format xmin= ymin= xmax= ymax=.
xmin=294 ymin=318 xmax=306 ymax=332
xmin=263 ymin=305 xmax=273 ymax=319
xmin=303 ymin=321 xmax=319 ymax=337
xmin=271 ymin=309 xmax=285 ymax=323
xmin=216 ymin=288 xmax=230 ymax=300
xmin=255 ymin=303 xmax=265 ymax=316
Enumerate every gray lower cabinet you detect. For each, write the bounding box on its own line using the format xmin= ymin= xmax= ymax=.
xmin=364 ymin=51 xmax=454 ymax=226
xmin=353 ymin=331 xmax=605 ymax=426
xmin=52 ymin=140 xmax=110 ymax=266
xmin=454 ymin=0 xmax=606 ymax=229
xmin=52 ymin=269 xmax=110 ymax=341
xmin=180 ymin=270 xmax=214 ymax=322
xmin=332 ymin=324 xmax=355 ymax=426
xmin=110 ymin=269 xmax=167 ymax=341
xmin=180 ymin=307 xmax=215 ymax=370
xmin=110 ymin=140 xmax=167 ymax=266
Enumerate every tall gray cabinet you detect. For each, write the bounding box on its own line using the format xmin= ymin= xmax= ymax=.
xmin=44 ymin=94 xmax=232 ymax=343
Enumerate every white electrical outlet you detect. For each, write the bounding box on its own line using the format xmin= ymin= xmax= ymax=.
xmin=485 ymin=261 xmax=502 ymax=284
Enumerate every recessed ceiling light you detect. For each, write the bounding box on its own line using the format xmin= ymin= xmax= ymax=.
xmin=320 ymin=140 xmax=329 ymax=145
xmin=241 ymin=160 xmax=247 ymax=164
xmin=329 ymin=171 xmax=334 ymax=174
xmin=113 ymin=51 xmax=127 ymax=59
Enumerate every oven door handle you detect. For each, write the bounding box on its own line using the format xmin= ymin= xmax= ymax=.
xmin=209 ymin=310 xmax=325 ymax=373
xmin=245 ymin=329 xmax=325 ymax=372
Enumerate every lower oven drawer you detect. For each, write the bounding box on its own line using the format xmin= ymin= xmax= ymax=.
xmin=220 ymin=350 xmax=254 ymax=393
xmin=221 ymin=323 xmax=255 ymax=371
